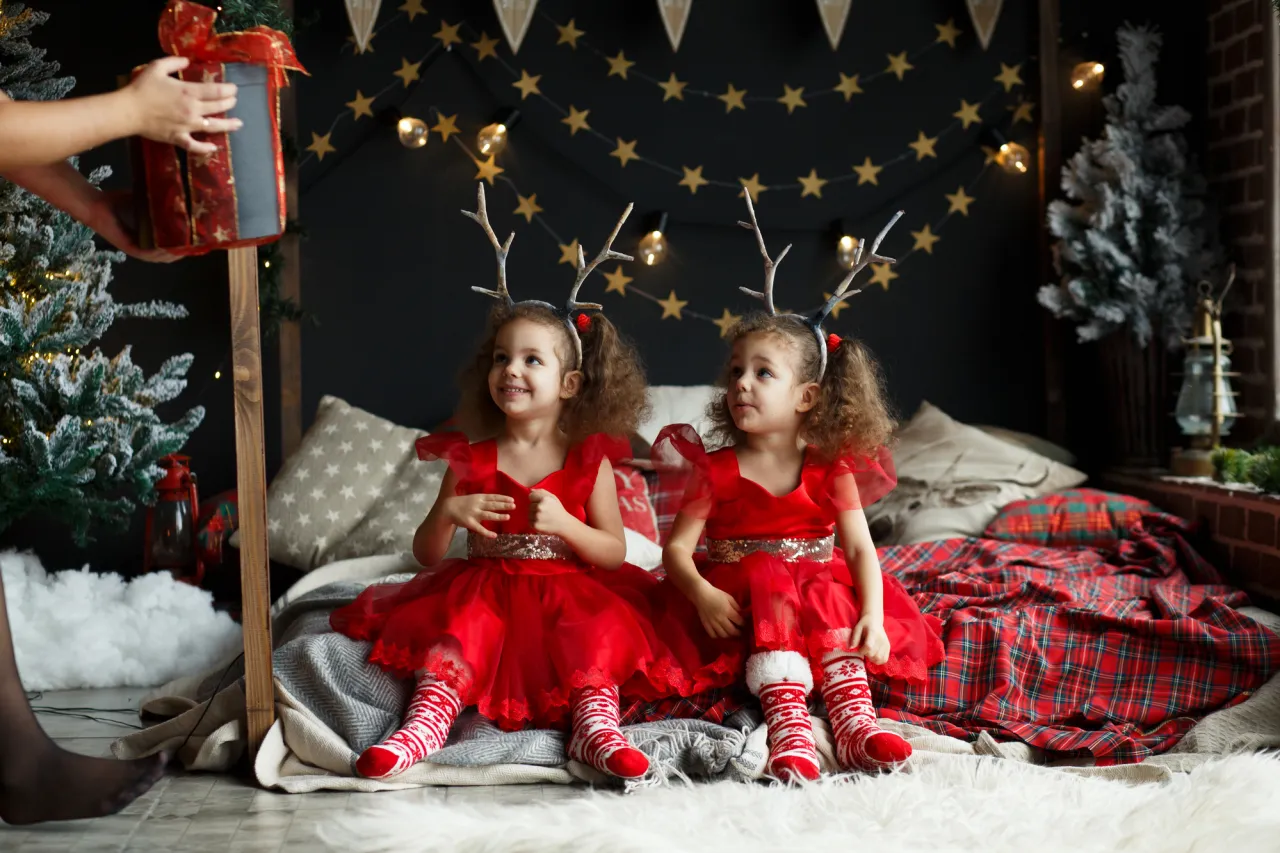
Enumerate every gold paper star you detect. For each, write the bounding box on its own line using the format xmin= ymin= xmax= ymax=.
xmin=562 ymin=105 xmax=591 ymax=135
xmin=853 ymin=156 xmax=882 ymax=186
xmin=738 ymin=174 xmax=767 ymax=201
xmin=434 ymin=21 xmax=462 ymax=47
xmin=347 ymin=33 xmax=375 ymax=54
xmin=1010 ymin=100 xmax=1036 ymax=124
xmin=514 ymin=194 xmax=543 ymax=223
xmin=400 ymin=0 xmax=426 ymax=22
xmin=954 ymin=99 xmax=982 ymax=129
xmin=393 ymin=57 xmax=422 ymax=87
xmin=606 ymin=51 xmax=635 ymax=79
xmin=935 ymin=19 xmax=961 ymax=48
xmin=835 ymin=72 xmax=863 ymax=101
xmin=559 ymin=239 xmax=580 ymax=266
xmin=679 ymin=165 xmax=709 ymax=194
xmin=471 ymin=32 xmax=500 ymax=61
xmin=513 ymin=69 xmax=542 ymax=99
xmin=778 ymin=85 xmax=807 ymax=114
xmin=658 ymin=290 xmax=688 ymax=320
xmin=610 ymin=138 xmax=639 ymax=167
xmin=603 ymin=266 xmax=632 ymax=296
xmin=713 ymin=308 xmax=742 ymax=338
xmin=557 ymin=19 xmax=585 ymax=48
xmin=659 ymin=72 xmax=688 ymax=101
xmin=946 ymin=186 xmax=975 ymax=216
xmin=981 ymin=145 xmax=998 ymax=166
xmin=473 ymin=155 xmax=504 ymax=184
xmin=432 ymin=113 xmax=459 ymax=142
xmin=909 ymin=131 xmax=938 ymax=160
xmin=886 ymin=52 xmax=914 ymax=81
xmin=870 ymin=263 xmax=898 ymax=290
xmin=718 ymin=83 xmax=747 ymax=113
xmin=306 ymin=131 xmax=336 ymax=161
xmin=346 ymin=90 xmax=376 ymax=120
xmin=911 ymin=224 xmax=940 ymax=254
xmin=821 ymin=293 xmax=849 ymax=319
xmin=798 ymin=169 xmax=827 ymax=199
xmin=996 ymin=63 xmax=1024 ymax=92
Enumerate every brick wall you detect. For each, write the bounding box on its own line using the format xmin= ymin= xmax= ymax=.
xmin=1207 ymin=0 xmax=1277 ymax=438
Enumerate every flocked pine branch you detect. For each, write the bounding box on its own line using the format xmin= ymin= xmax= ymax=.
xmin=1038 ymin=23 xmax=1219 ymax=349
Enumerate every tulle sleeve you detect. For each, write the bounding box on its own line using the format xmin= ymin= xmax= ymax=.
xmin=821 ymin=444 xmax=897 ymax=513
xmin=415 ymin=432 xmax=479 ymax=485
xmin=650 ymin=424 xmax=717 ymax=520
xmin=564 ymin=433 xmax=633 ymax=506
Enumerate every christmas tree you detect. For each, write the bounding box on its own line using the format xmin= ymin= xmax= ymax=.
xmin=1038 ymin=23 xmax=1216 ymax=350
xmin=0 ymin=2 xmax=203 ymax=543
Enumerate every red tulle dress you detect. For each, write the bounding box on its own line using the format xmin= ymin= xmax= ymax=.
xmin=329 ymin=433 xmax=672 ymax=731
xmin=648 ymin=424 xmax=945 ymax=694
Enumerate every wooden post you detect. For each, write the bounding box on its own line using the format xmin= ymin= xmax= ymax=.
xmin=1038 ymin=0 xmax=1067 ymax=444
xmin=228 ymin=246 xmax=275 ymax=759
xmin=279 ymin=0 xmax=303 ymax=461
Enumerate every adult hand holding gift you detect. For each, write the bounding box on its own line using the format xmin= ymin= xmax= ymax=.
xmin=131 ymin=0 xmax=306 ymax=256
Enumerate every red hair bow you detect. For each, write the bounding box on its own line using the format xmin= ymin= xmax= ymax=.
xmin=575 ymin=314 xmax=592 ymax=332
xmin=826 ymin=333 xmax=842 ymax=351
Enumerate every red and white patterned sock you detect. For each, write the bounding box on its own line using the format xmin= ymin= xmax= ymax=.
xmin=747 ymin=651 xmax=820 ymax=782
xmin=355 ymin=674 xmax=462 ymax=779
xmin=820 ymin=652 xmax=911 ymax=772
xmin=566 ymin=685 xmax=649 ymax=779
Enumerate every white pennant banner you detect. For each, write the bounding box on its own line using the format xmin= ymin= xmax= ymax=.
xmin=344 ymin=0 xmax=381 ymax=54
xmin=656 ymin=0 xmax=694 ymax=52
xmin=966 ymin=0 xmax=1005 ymax=50
xmin=493 ymin=0 xmax=538 ymax=54
xmin=815 ymin=0 xmax=852 ymax=51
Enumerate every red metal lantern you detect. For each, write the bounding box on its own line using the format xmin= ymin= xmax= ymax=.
xmin=144 ymin=454 xmax=203 ymax=585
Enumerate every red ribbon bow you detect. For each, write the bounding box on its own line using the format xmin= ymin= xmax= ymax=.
xmin=826 ymin=333 xmax=842 ymax=351
xmin=575 ymin=314 xmax=592 ymax=332
xmin=158 ymin=0 xmax=307 ymax=88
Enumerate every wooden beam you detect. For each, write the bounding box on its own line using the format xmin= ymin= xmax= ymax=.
xmin=1038 ymin=0 xmax=1066 ymax=445
xmin=228 ymin=246 xmax=275 ymax=759
xmin=279 ymin=0 xmax=303 ymax=462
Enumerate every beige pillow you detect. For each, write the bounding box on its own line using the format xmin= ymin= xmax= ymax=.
xmin=865 ymin=401 xmax=1087 ymax=545
xmin=231 ymin=395 xmax=437 ymax=570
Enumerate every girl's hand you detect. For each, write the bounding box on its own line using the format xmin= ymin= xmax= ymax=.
xmin=528 ymin=489 xmax=571 ymax=536
xmin=693 ymin=582 xmax=744 ymax=639
xmin=123 ymin=57 xmax=242 ymax=154
xmin=87 ymin=189 xmax=178 ymax=262
xmin=444 ymin=493 xmax=515 ymax=539
xmin=850 ymin=617 xmax=890 ymax=666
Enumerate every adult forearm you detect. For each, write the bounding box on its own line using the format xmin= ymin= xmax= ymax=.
xmin=0 ymin=92 xmax=137 ymax=170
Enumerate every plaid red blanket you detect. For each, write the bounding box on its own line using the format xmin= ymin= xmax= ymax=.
xmin=878 ymin=510 xmax=1280 ymax=764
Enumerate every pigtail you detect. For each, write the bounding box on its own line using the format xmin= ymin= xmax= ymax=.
xmin=805 ymin=336 xmax=896 ymax=459
xmin=562 ymin=313 xmax=651 ymax=442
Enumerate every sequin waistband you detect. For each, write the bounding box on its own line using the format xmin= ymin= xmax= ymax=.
xmin=705 ymin=535 xmax=836 ymax=564
xmin=467 ymin=532 xmax=578 ymax=561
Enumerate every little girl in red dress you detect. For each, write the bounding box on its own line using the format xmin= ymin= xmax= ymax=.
xmin=649 ymin=196 xmax=944 ymax=782
xmin=330 ymin=185 xmax=669 ymax=781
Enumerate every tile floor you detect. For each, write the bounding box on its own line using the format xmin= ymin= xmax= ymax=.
xmin=4 ymin=687 xmax=582 ymax=852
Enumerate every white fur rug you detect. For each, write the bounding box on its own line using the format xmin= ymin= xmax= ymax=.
xmin=1 ymin=549 xmax=243 ymax=690
xmin=316 ymin=754 xmax=1280 ymax=853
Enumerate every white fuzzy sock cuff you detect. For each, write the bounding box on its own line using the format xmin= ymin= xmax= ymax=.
xmin=745 ymin=651 xmax=814 ymax=696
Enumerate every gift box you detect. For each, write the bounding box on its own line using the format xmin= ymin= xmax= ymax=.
xmin=131 ymin=0 xmax=306 ymax=257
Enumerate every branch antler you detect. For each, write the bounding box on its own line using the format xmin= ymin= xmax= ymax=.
xmin=461 ymin=183 xmax=516 ymax=304
xmin=816 ymin=210 xmax=905 ymax=322
xmin=567 ymin=202 xmax=635 ymax=312
xmin=737 ymin=192 xmax=791 ymax=315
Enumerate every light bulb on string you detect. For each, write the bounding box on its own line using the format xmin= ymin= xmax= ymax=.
xmin=476 ymin=108 xmax=521 ymax=158
xmin=1070 ymin=61 xmax=1105 ymax=91
xmin=984 ymin=128 xmax=1031 ymax=176
xmin=830 ymin=220 xmax=858 ymax=270
xmin=397 ymin=116 xmax=429 ymax=149
xmin=637 ymin=212 xmax=669 ymax=267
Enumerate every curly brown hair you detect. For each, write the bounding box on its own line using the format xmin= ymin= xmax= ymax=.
xmin=455 ymin=303 xmax=651 ymax=443
xmin=707 ymin=313 xmax=895 ymax=458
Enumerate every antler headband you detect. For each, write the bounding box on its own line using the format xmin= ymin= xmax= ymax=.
xmin=737 ymin=193 xmax=904 ymax=379
xmin=462 ymin=183 xmax=635 ymax=368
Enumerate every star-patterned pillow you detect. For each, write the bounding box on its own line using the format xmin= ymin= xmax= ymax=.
xmin=243 ymin=395 xmax=444 ymax=571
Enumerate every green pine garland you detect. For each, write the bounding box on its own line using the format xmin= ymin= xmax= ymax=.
xmin=1211 ymin=447 xmax=1280 ymax=493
